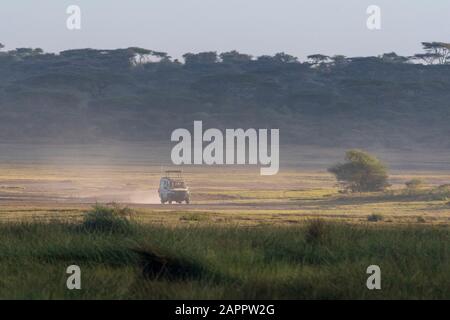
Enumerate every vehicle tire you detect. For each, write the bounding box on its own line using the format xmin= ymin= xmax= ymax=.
xmin=185 ymin=199 xmax=190 ymax=204
xmin=169 ymin=201 xmax=173 ymax=204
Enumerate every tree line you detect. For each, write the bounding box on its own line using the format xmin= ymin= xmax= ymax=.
xmin=0 ymin=41 xmax=449 ymax=66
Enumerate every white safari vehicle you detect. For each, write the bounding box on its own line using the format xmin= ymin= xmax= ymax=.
xmin=158 ymin=170 xmax=190 ymax=204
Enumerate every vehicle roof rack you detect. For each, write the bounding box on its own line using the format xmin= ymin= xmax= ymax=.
xmin=163 ymin=170 xmax=184 ymax=179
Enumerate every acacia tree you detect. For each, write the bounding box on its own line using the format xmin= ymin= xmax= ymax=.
xmin=183 ymin=52 xmax=218 ymax=65
xmin=256 ymin=53 xmax=298 ymax=64
xmin=220 ymin=50 xmax=252 ymax=64
xmin=381 ymin=52 xmax=408 ymax=64
xmin=151 ymin=50 xmax=171 ymax=63
xmin=128 ymin=47 xmax=152 ymax=65
xmin=331 ymin=55 xmax=348 ymax=66
xmin=328 ymin=150 xmax=389 ymax=193
xmin=423 ymin=42 xmax=450 ymax=64
xmin=307 ymin=54 xmax=330 ymax=65
xmin=273 ymin=52 xmax=298 ymax=63
xmin=412 ymin=53 xmax=441 ymax=65
xmin=414 ymin=42 xmax=450 ymax=65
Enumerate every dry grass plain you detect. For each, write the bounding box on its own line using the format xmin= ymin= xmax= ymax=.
xmin=0 ymin=163 xmax=449 ymax=226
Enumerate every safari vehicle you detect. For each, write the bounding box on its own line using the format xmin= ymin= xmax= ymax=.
xmin=158 ymin=170 xmax=190 ymax=204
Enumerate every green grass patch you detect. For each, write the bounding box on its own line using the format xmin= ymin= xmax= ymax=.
xmin=0 ymin=215 xmax=448 ymax=299
xmin=179 ymin=213 xmax=210 ymax=222
xmin=81 ymin=204 xmax=136 ymax=235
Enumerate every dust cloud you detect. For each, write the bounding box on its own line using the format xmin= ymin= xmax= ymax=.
xmin=128 ymin=190 xmax=160 ymax=204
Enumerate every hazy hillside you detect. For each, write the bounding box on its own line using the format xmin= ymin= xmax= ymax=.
xmin=1 ymin=47 xmax=450 ymax=149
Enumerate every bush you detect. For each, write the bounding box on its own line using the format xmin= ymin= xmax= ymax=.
xmin=428 ymin=185 xmax=450 ymax=201
xmin=81 ymin=204 xmax=135 ymax=234
xmin=417 ymin=216 xmax=426 ymax=223
xmin=405 ymin=179 xmax=426 ymax=190
xmin=305 ymin=219 xmax=328 ymax=244
xmin=367 ymin=214 xmax=384 ymax=222
xmin=328 ymin=150 xmax=389 ymax=193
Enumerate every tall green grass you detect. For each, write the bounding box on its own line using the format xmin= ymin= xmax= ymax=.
xmin=0 ymin=207 xmax=448 ymax=299
xmin=81 ymin=204 xmax=135 ymax=234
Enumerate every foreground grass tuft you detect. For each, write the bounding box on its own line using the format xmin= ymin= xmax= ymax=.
xmin=305 ymin=219 xmax=328 ymax=244
xmin=81 ymin=204 xmax=135 ymax=234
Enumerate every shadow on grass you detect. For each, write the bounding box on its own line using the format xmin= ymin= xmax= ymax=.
xmin=131 ymin=246 xmax=206 ymax=280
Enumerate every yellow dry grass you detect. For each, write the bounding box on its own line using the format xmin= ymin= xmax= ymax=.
xmin=0 ymin=164 xmax=448 ymax=226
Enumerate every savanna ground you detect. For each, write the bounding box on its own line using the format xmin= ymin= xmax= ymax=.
xmin=0 ymin=144 xmax=449 ymax=299
xmin=0 ymin=164 xmax=449 ymax=225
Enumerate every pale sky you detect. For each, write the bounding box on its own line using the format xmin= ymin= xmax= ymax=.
xmin=1 ymin=0 xmax=449 ymax=60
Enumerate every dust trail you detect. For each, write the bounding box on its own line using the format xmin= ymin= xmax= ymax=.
xmin=128 ymin=190 xmax=160 ymax=204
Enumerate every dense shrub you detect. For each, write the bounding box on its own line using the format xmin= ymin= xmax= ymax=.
xmin=81 ymin=204 xmax=135 ymax=234
xmin=367 ymin=214 xmax=384 ymax=222
xmin=405 ymin=179 xmax=426 ymax=190
xmin=305 ymin=219 xmax=328 ymax=244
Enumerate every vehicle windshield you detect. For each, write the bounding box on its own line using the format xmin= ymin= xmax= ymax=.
xmin=170 ymin=180 xmax=186 ymax=188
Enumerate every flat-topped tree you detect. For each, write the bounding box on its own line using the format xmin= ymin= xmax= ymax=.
xmin=8 ymin=47 xmax=43 ymax=58
xmin=128 ymin=47 xmax=152 ymax=65
xmin=413 ymin=53 xmax=441 ymax=65
xmin=331 ymin=55 xmax=348 ymax=66
xmin=328 ymin=150 xmax=389 ymax=193
xmin=220 ymin=51 xmax=252 ymax=64
xmin=307 ymin=54 xmax=330 ymax=65
xmin=381 ymin=52 xmax=409 ymax=64
xmin=256 ymin=52 xmax=298 ymax=65
xmin=183 ymin=52 xmax=218 ymax=65
xmin=273 ymin=52 xmax=298 ymax=64
xmin=420 ymin=42 xmax=450 ymax=64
